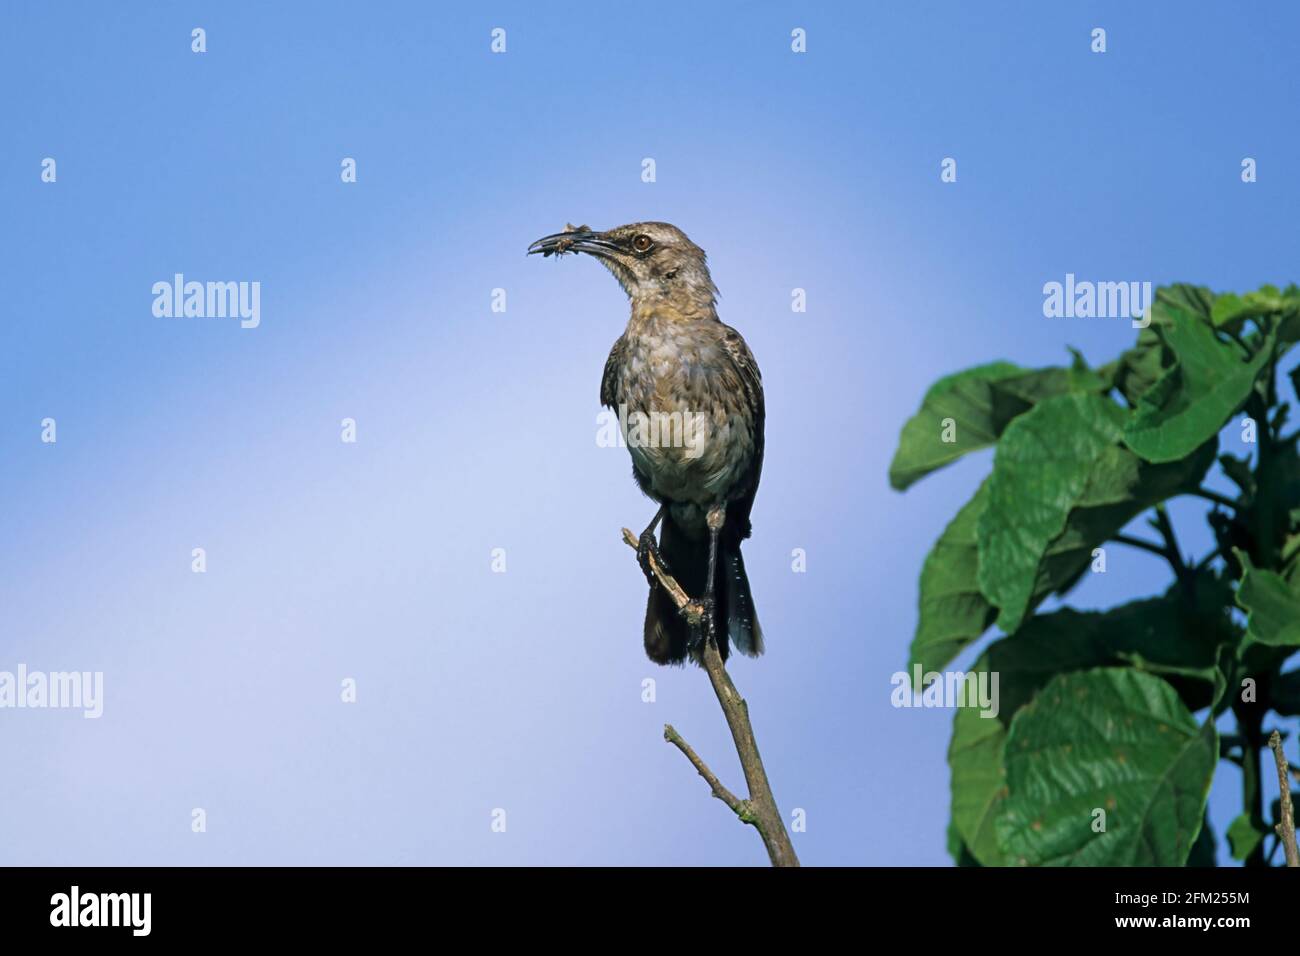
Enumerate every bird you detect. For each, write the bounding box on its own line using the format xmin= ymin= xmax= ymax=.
xmin=528 ymin=221 xmax=765 ymax=665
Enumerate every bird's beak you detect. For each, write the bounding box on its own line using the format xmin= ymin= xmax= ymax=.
xmin=527 ymin=227 xmax=624 ymax=259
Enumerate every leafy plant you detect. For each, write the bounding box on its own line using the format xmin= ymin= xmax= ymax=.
xmin=892 ymin=283 xmax=1300 ymax=866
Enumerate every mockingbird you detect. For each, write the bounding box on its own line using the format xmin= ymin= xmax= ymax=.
xmin=529 ymin=222 xmax=765 ymax=665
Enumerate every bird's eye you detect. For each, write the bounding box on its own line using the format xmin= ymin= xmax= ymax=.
xmin=632 ymin=235 xmax=653 ymax=253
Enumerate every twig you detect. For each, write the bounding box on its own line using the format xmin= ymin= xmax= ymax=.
xmin=1111 ymin=534 xmax=1170 ymax=559
xmin=1268 ymin=730 xmax=1300 ymax=867
xmin=1187 ymin=487 xmax=1239 ymax=511
xmin=663 ymin=724 xmax=750 ymax=818
xmin=1151 ymin=504 xmax=1185 ymax=567
xmin=621 ymin=527 xmax=800 ymax=867
xmin=620 ymin=527 xmax=702 ymax=626
xmin=1150 ymin=504 xmax=1192 ymax=587
xmin=1194 ymin=546 xmax=1223 ymax=573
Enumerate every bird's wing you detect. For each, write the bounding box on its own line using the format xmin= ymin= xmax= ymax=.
xmin=719 ymin=323 xmax=764 ymax=540
xmin=600 ymin=334 xmax=626 ymax=409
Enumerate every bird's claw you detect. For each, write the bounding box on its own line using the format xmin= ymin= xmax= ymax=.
xmin=686 ymin=595 xmax=718 ymax=657
xmin=637 ymin=530 xmax=671 ymax=586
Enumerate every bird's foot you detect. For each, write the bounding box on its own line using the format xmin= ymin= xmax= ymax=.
xmin=637 ymin=530 xmax=671 ymax=586
xmin=686 ymin=594 xmax=719 ymax=657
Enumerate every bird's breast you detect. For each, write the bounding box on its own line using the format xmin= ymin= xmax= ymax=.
xmin=614 ymin=321 xmax=756 ymax=505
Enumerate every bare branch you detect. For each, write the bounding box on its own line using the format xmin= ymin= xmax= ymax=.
xmin=1186 ymin=487 xmax=1239 ymax=511
xmin=1111 ymin=534 xmax=1170 ymax=560
xmin=1150 ymin=504 xmax=1193 ymax=587
xmin=621 ymin=527 xmax=702 ymax=626
xmin=1269 ymin=730 xmax=1299 ymax=867
xmin=663 ymin=724 xmax=749 ymax=818
xmin=621 ymin=526 xmax=799 ymax=867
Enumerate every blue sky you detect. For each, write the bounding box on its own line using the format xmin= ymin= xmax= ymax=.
xmin=2 ymin=1 xmax=1298 ymax=865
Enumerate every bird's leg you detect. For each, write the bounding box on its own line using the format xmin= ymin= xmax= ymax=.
xmin=692 ymin=504 xmax=726 ymax=652
xmin=636 ymin=504 xmax=671 ymax=586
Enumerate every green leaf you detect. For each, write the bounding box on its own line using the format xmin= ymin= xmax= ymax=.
xmin=948 ymin=588 xmax=1228 ymax=866
xmin=889 ymin=363 xmax=1021 ymax=491
xmin=1153 ymin=284 xmax=1215 ymax=325
xmin=948 ymin=704 xmax=1005 ymax=866
xmin=1112 ymin=329 xmax=1172 ymax=408
xmin=1029 ymin=440 xmax=1218 ymax=610
xmin=912 ymin=389 xmax=1208 ymax=675
xmin=949 ymin=627 xmax=1110 ymax=868
xmin=978 ymin=393 xmax=1128 ymax=633
xmin=1226 ymin=813 xmax=1266 ymax=861
xmin=1211 ymin=290 xmax=1280 ymax=331
xmin=996 ymin=668 xmax=1217 ymax=866
xmin=1210 ymin=293 xmax=1250 ymax=329
xmin=1124 ymin=307 xmax=1272 ymax=463
xmin=996 ymin=364 xmax=1109 ymax=407
xmin=946 ymin=822 xmax=982 ymax=865
xmin=1234 ymin=549 xmax=1300 ymax=646
xmin=889 ymin=361 xmax=1108 ymax=490
xmin=1211 ymin=284 xmax=1300 ymax=339
xmin=909 ymin=480 xmax=998 ymax=677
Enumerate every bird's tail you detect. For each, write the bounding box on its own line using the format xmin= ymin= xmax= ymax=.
xmin=643 ymin=515 xmax=764 ymax=666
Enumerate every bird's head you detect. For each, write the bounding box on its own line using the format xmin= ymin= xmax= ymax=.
xmin=528 ymin=221 xmax=718 ymax=313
